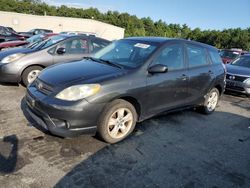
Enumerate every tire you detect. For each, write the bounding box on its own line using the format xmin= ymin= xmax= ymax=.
xmin=97 ymin=99 xmax=138 ymax=144
xmin=22 ymin=66 xmax=43 ymax=87
xmin=199 ymin=88 xmax=220 ymax=114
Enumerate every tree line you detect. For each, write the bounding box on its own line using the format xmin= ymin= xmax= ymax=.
xmin=1 ymin=0 xmax=249 ymax=50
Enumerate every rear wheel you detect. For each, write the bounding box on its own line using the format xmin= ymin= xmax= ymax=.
xmin=97 ymin=99 xmax=137 ymax=144
xmin=22 ymin=66 xmax=43 ymax=86
xmin=199 ymin=88 xmax=220 ymax=114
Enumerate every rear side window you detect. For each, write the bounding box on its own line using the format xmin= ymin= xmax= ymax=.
xmin=208 ymin=50 xmax=223 ymax=64
xmin=186 ymin=44 xmax=208 ymax=67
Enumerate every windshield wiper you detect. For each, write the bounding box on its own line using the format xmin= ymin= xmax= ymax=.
xmin=85 ymin=57 xmax=122 ymax=69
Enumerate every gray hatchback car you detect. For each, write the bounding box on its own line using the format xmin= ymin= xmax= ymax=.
xmin=0 ymin=35 xmax=110 ymax=86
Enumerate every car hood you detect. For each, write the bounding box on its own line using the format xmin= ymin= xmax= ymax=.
xmin=226 ymin=64 xmax=250 ymax=76
xmin=0 ymin=40 xmax=28 ymax=47
xmin=0 ymin=47 xmax=37 ymax=60
xmin=38 ymin=60 xmax=126 ymax=86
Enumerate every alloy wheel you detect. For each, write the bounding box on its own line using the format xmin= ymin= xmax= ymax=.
xmin=107 ymin=108 xmax=134 ymax=139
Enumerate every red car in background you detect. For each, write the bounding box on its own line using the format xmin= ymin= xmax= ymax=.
xmin=0 ymin=26 xmax=26 ymax=43
xmin=219 ymin=49 xmax=249 ymax=64
xmin=0 ymin=33 xmax=58 ymax=51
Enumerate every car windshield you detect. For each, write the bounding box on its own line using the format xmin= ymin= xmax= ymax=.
xmin=93 ymin=40 xmax=157 ymax=68
xmin=26 ymin=34 xmax=44 ymax=43
xmin=220 ymin=50 xmax=240 ymax=59
xmin=29 ymin=35 xmax=67 ymax=50
xmin=231 ymin=56 xmax=250 ymax=68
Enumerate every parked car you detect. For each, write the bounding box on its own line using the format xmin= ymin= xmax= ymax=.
xmin=0 ymin=33 xmax=58 ymax=51
xmin=0 ymin=35 xmax=110 ymax=86
xmin=219 ymin=49 xmax=249 ymax=64
xmin=6 ymin=27 xmax=17 ymax=33
xmin=0 ymin=26 xmax=26 ymax=43
xmin=225 ymin=54 xmax=250 ymax=95
xmin=60 ymin=31 xmax=97 ymax=37
xmin=19 ymin=28 xmax=53 ymax=38
xmin=24 ymin=37 xmax=226 ymax=143
xmin=0 ymin=40 xmax=29 ymax=51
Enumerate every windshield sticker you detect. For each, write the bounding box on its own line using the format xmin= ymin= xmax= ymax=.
xmin=134 ymin=43 xmax=150 ymax=49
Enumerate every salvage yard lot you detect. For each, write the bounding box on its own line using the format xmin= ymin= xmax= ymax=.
xmin=0 ymin=84 xmax=249 ymax=188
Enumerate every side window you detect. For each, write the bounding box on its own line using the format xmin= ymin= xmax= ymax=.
xmin=208 ymin=50 xmax=223 ymax=64
xmin=152 ymin=43 xmax=184 ymax=70
xmin=56 ymin=39 xmax=88 ymax=54
xmin=186 ymin=44 xmax=209 ymax=67
xmin=90 ymin=39 xmax=109 ymax=53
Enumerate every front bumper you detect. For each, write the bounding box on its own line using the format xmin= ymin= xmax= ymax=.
xmin=24 ymin=87 xmax=107 ymax=137
xmin=0 ymin=64 xmax=20 ymax=83
xmin=225 ymin=79 xmax=250 ymax=95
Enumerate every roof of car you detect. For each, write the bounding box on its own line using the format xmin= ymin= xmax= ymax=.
xmin=126 ymin=37 xmax=171 ymax=43
xmin=125 ymin=37 xmax=216 ymax=50
xmin=57 ymin=34 xmax=110 ymax=42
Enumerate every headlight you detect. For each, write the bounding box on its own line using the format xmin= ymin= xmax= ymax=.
xmin=55 ymin=84 xmax=101 ymax=101
xmin=1 ymin=53 xmax=25 ymax=64
xmin=243 ymin=78 xmax=250 ymax=87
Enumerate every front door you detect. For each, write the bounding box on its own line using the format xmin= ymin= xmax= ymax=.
xmin=146 ymin=42 xmax=188 ymax=116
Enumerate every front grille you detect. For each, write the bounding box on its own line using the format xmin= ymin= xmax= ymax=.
xmin=35 ymin=79 xmax=54 ymax=95
xmin=226 ymin=74 xmax=249 ymax=82
xmin=226 ymin=85 xmax=245 ymax=91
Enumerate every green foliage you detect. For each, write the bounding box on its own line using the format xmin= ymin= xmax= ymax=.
xmin=0 ymin=0 xmax=249 ymax=50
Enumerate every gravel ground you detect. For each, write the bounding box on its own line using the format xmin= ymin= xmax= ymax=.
xmin=0 ymin=84 xmax=249 ymax=188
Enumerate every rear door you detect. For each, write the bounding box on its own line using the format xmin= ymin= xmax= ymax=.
xmin=185 ymin=43 xmax=213 ymax=104
xmin=146 ymin=42 xmax=188 ymax=116
xmin=52 ymin=38 xmax=90 ymax=64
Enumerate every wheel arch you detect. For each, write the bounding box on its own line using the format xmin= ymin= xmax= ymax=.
xmin=214 ymin=84 xmax=223 ymax=95
xmin=20 ymin=64 xmax=45 ymax=78
xmin=117 ymin=96 xmax=142 ymax=121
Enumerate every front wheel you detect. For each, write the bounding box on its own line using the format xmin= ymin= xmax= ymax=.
xmin=97 ymin=99 xmax=137 ymax=144
xmin=22 ymin=66 xmax=43 ymax=87
xmin=199 ymin=88 xmax=220 ymax=114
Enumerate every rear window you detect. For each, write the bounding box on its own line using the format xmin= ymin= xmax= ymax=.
xmin=208 ymin=50 xmax=223 ymax=64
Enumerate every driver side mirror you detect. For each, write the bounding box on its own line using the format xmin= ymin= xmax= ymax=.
xmin=56 ymin=47 xmax=66 ymax=55
xmin=148 ymin=64 xmax=168 ymax=74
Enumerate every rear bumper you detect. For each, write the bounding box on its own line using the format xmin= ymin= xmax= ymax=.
xmin=24 ymin=88 xmax=107 ymax=137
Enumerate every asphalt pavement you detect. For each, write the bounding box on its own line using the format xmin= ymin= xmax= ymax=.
xmin=0 ymin=84 xmax=249 ymax=188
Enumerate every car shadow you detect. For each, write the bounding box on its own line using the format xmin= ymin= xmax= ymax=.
xmin=0 ymin=82 xmax=19 ymax=87
xmin=0 ymin=135 xmax=18 ymax=174
xmin=54 ymin=110 xmax=250 ymax=188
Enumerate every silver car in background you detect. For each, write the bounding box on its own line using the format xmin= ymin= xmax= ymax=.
xmin=0 ymin=35 xmax=110 ymax=86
